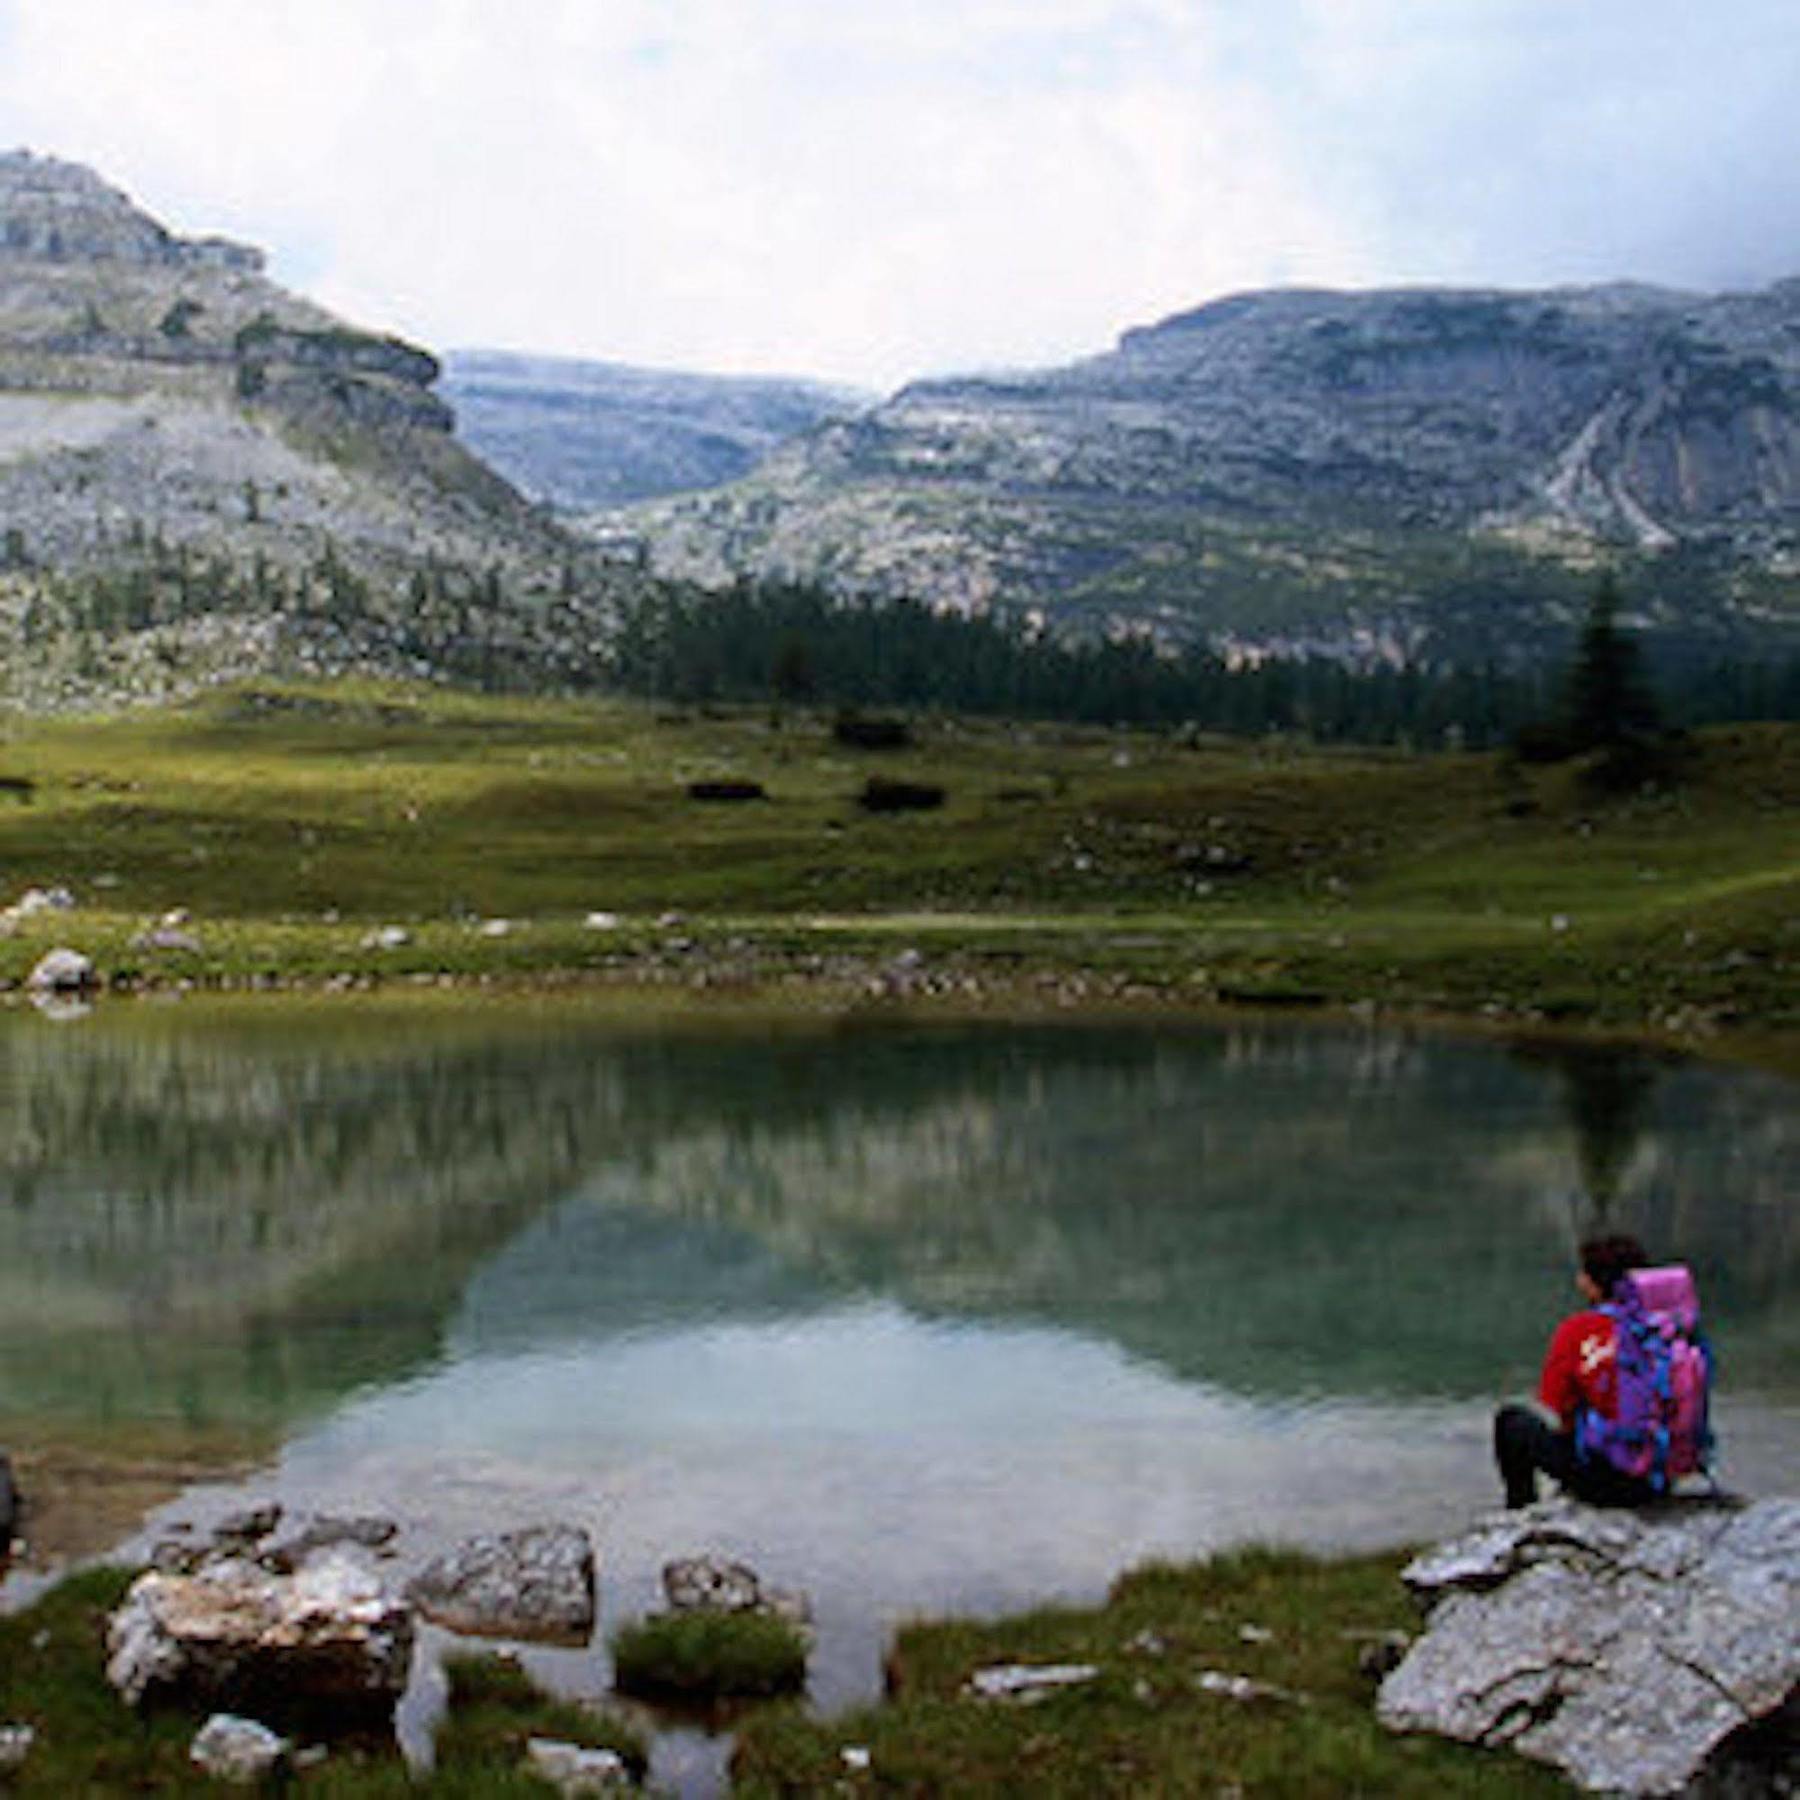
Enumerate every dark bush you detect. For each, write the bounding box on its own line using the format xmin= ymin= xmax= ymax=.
xmin=859 ymin=777 xmax=945 ymax=813
xmin=834 ymin=712 xmax=913 ymax=751
xmin=687 ymin=779 xmax=768 ymax=803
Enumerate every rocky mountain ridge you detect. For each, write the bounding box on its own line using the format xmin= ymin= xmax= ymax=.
xmin=444 ymin=348 xmax=869 ymax=509
xmin=0 ymin=153 xmax=643 ymax=710
xmin=615 ymin=278 xmax=1800 ymax=659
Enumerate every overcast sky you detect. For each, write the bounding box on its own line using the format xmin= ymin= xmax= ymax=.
xmin=0 ymin=0 xmax=1793 ymax=392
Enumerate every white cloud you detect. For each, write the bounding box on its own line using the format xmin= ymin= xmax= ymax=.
xmin=0 ymin=0 xmax=1793 ymax=389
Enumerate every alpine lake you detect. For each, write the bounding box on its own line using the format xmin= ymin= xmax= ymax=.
xmin=1 ymin=997 xmax=1795 ymax=1792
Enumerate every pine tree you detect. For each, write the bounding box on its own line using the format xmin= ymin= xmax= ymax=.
xmin=1566 ymin=574 xmax=1661 ymax=753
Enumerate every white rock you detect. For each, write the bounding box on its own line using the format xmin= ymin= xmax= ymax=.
xmin=525 ymin=1737 xmax=631 ymax=1794
xmin=26 ymin=946 xmax=94 ymax=992
xmin=583 ymin=911 xmax=620 ymax=930
xmin=190 ymin=1714 xmax=290 ymax=1785
xmin=0 ymin=1724 xmax=35 ymax=1775
xmin=966 ymin=1662 xmax=1100 ymax=1703
xmin=106 ymin=1546 xmax=413 ymax=1717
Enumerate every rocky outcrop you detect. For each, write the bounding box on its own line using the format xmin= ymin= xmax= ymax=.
xmin=408 ymin=1525 xmax=596 ymax=1643
xmin=618 ymin=277 xmax=1800 ymax=658
xmin=0 ymin=152 xmax=261 ymax=271
xmin=0 ymin=150 xmax=635 ymax=714
xmin=106 ymin=1547 xmax=414 ymax=1727
xmin=1376 ymin=1496 xmax=1800 ymax=1795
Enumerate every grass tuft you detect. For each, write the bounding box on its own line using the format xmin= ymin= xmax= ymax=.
xmin=612 ymin=1609 xmax=809 ymax=1702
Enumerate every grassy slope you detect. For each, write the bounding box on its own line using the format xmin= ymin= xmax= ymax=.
xmin=0 ymin=682 xmax=1792 ymax=1044
xmin=733 ymin=1547 xmax=1567 ymax=1797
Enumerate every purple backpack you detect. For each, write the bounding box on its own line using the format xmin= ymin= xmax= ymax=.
xmin=1576 ymin=1264 xmax=1715 ymax=1491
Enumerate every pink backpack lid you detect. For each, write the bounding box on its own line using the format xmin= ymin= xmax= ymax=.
xmin=1624 ymin=1264 xmax=1699 ymax=1327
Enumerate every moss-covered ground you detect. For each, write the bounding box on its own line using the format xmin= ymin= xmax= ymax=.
xmin=0 ymin=681 xmax=1792 ymax=1058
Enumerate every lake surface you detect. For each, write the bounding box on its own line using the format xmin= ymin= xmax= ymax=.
xmin=1 ymin=1002 xmax=1795 ymax=1785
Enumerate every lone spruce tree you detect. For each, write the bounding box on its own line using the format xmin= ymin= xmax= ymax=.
xmin=1562 ymin=574 xmax=1674 ymax=788
xmin=1566 ymin=574 xmax=1660 ymax=751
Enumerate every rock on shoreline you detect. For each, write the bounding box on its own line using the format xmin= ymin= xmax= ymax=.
xmin=1376 ymin=1495 xmax=1800 ymax=1796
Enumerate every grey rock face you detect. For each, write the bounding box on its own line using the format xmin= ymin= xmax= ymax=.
xmin=106 ymin=1547 xmax=414 ymax=1725
xmin=1376 ymin=1496 xmax=1800 ymax=1795
xmin=189 ymin=1714 xmax=291 ymax=1785
xmin=0 ymin=153 xmax=604 ymax=716
xmin=620 ymin=277 xmax=1800 ymax=654
xmin=0 ymin=151 xmax=262 ymax=271
xmin=409 ymin=1525 xmax=596 ymax=1643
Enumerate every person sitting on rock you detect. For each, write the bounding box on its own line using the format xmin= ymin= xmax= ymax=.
xmin=1493 ymin=1233 xmax=1659 ymax=1509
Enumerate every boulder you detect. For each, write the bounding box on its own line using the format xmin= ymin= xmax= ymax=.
xmin=260 ymin=1514 xmax=399 ymax=1575
xmin=662 ymin=1554 xmax=812 ymax=1631
xmin=106 ymin=1547 xmax=414 ymax=1729
xmin=1376 ymin=1496 xmax=1800 ymax=1795
xmin=26 ymin=946 xmax=95 ymax=992
xmin=189 ymin=1714 xmax=291 ymax=1785
xmin=662 ymin=1554 xmax=761 ymax=1614
xmin=408 ymin=1525 xmax=595 ymax=1643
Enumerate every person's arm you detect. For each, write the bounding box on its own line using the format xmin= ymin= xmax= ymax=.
xmin=1537 ymin=1315 xmax=1587 ymax=1429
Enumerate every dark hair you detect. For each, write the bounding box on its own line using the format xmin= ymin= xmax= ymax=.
xmin=1579 ymin=1234 xmax=1647 ymax=1299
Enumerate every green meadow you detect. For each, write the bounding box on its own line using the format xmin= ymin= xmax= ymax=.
xmin=0 ymin=681 xmax=1792 ymax=1051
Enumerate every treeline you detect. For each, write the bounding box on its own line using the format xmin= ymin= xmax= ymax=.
xmin=604 ymin=580 xmax=1800 ymax=747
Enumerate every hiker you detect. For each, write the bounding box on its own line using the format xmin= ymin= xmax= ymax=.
xmin=1493 ymin=1233 xmax=1711 ymax=1509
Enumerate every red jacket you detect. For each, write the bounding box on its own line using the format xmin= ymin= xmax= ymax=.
xmin=1539 ymin=1309 xmax=1619 ymax=1430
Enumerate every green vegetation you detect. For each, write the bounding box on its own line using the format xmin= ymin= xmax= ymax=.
xmin=0 ymin=1551 xmax=1568 ymax=1795
xmin=607 ymin=578 xmax=1800 ymax=747
xmin=432 ymin=1652 xmax=647 ymax=1787
xmin=0 ymin=1578 xmax=644 ymax=1795
xmin=733 ymin=1546 xmax=1564 ymax=1797
xmin=612 ymin=1610 xmax=809 ymax=1702
xmin=0 ymin=680 xmax=1793 ymax=1044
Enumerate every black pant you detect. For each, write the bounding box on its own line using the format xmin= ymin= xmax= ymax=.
xmin=1493 ymin=1404 xmax=1657 ymax=1509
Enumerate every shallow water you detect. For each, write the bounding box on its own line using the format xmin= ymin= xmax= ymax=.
xmin=1 ymin=1004 xmax=1794 ymax=1786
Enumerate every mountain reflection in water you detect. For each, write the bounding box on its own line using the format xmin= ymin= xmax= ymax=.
xmin=0 ymin=1004 xmax=1795 ymax=1697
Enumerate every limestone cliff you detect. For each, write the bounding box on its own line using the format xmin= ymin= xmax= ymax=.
xmin=0 ymin=153 xmax=644 ymax=709
xmin=616 ymin=280 xmax=1800 ymax=659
